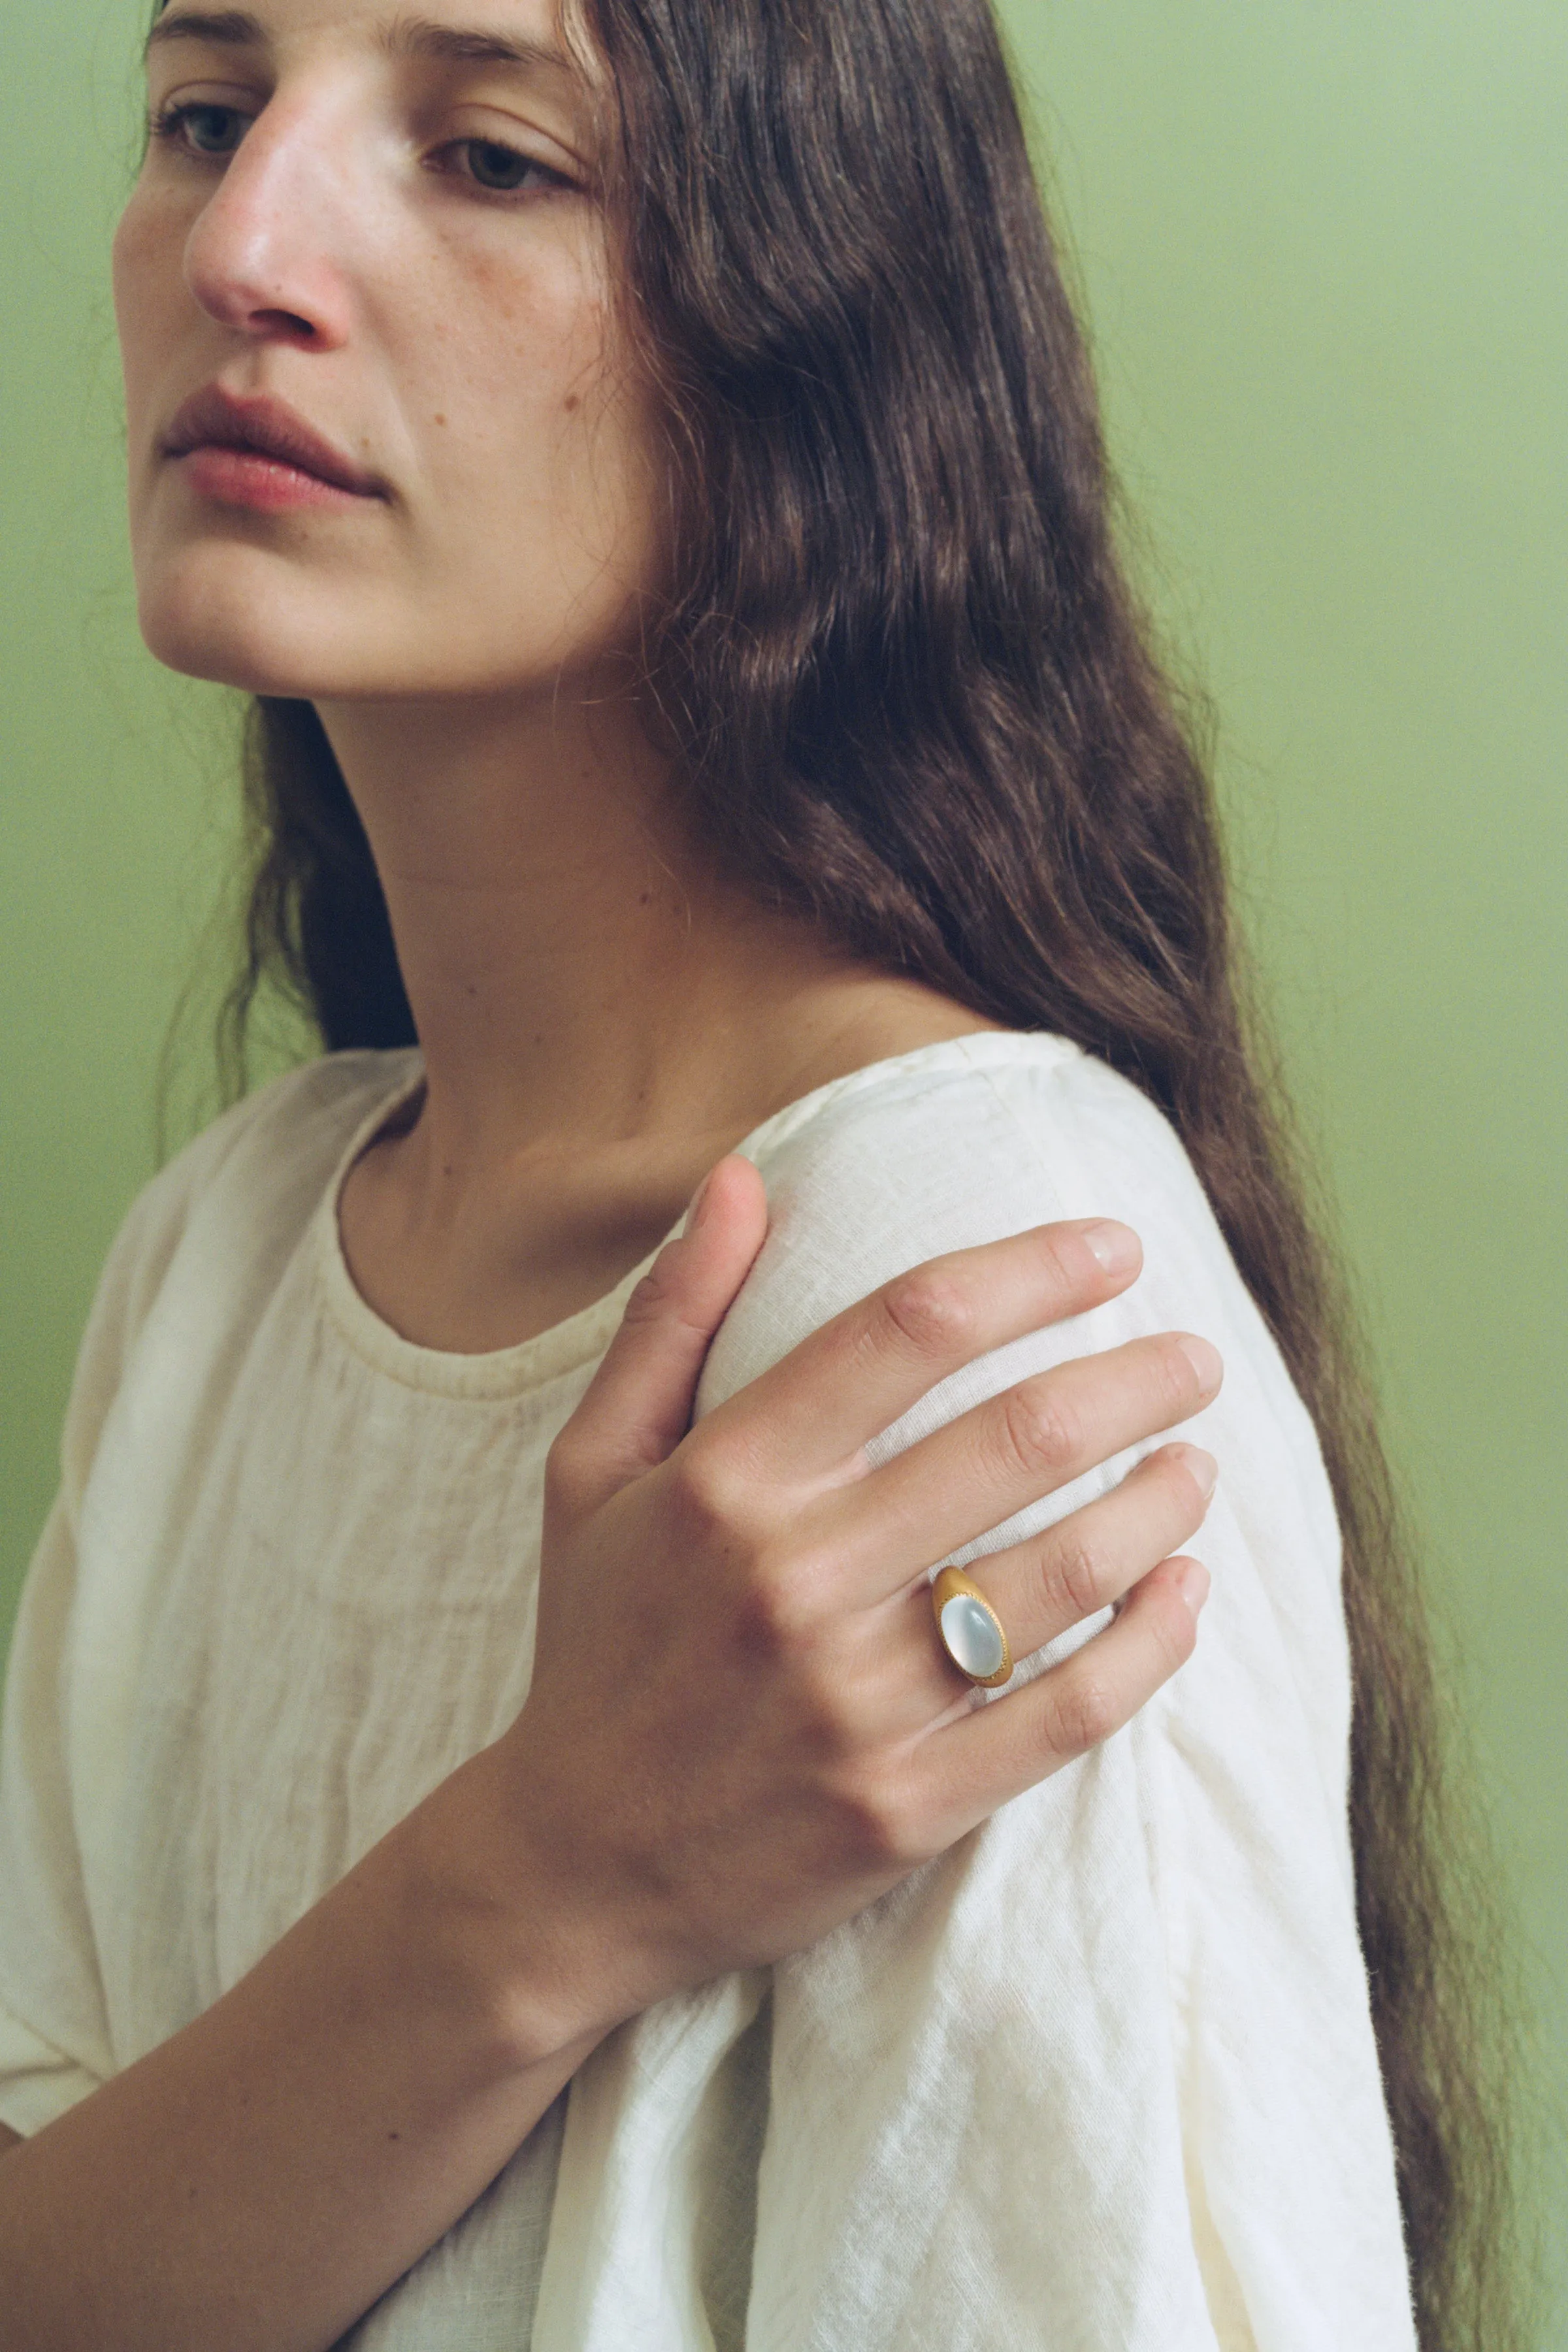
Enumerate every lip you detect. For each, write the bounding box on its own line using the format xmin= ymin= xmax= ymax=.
xmin=159 ymin=385 xmax=388 ymax=510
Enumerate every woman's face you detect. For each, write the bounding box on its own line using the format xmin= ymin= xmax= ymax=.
xmin=115 ymin=0 xmax=657 ymax=702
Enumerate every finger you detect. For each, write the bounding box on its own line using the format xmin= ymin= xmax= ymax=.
xmin=919 ymin=1554 xmax=1209 ymax=1837
xmin=826 ymin=1333 xmax=1222 ymax=1595
xmin=966 ymin=1443 xmax=1217 ymax=1664
xmin=851 ymin=1446 xmax=1215 ymax=1737
xmin=551 ymin=1156 xmax=768 ymax=1512
xmin=700 ymin=1219 xmax=1143 ymax=1480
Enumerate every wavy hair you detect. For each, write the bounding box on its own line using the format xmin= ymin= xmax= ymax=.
xmin=216 ymin=2 xmax=1528 ymax=2339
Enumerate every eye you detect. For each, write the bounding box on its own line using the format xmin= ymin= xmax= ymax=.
xmin=154 ymin=101 xmax=252 ymax=159
xmin=448 ymin=138 xmax=572 ymax=197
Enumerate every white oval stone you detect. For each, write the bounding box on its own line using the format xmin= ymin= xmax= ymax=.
xmin=939 ymin=1592 xmax=1005 ymax=1680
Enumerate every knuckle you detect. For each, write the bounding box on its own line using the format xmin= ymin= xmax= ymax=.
xmin=997 ymin=1382 xmax=1079 ymax=1482
xmin=1036 ymin=1228 xmax=1086 ymax=1303
xmin=1049 ymin=1672 xmax=1123 ymax=1757
xmin=828 ymin=1767 xmax=919 ymax=1872
xmin=666 ymin=1433 xmax=752 ymax=1540
xmin=730 ymin=1553 xmax=817 ymax=1661
xmin=1038 ymin=1529 xmax=1103 ymax=1622
xmin=877 ymin=1267 xmax=977 ymax=1360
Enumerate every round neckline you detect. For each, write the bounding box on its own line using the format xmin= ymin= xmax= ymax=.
xmin=313 ymin=1028 xmax=1078 ymax=1401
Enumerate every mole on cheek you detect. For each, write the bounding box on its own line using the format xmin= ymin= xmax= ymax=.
xmin=564 ymin=395 xmax=580 ymax=412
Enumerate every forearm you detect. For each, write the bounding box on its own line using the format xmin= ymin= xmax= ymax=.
xmin=0 ymin=1746 xmax=606 ymax=2352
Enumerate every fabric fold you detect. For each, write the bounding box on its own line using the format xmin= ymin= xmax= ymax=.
xmin=0 ymin=1036 xmax=1418 ymax=2347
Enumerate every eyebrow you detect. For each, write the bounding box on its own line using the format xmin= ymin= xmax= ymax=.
xmin=145 ymin=8 xmax=585 ymax=81
xmin=145 ymin=8 xmax=267 ymax=54
xmin=380 ymin=17 xmax=585 ymax=79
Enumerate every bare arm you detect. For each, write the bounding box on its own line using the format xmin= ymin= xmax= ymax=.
xmin=0 ymin=1760 xmax=605 ymax=2349
xmin=0 ymin=1162 xmax=1217 ymax=2350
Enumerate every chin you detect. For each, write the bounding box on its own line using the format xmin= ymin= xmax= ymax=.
xmin=135 ymin=546 xmax=397 ymax=699
xmin=132 ymin=535 xmax=648 ymax=704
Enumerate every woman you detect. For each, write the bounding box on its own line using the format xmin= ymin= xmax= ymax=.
xmin=0 ymin=0 xmax=1516 ymax=2345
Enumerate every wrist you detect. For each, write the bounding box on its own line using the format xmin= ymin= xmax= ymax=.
xmin=388 ymin=1740 xmax=632 ymax=2077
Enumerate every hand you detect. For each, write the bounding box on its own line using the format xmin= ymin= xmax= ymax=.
xmin=0 ymin=1162 xmax=1218 ymax=2352
xmin=490 ymin=1156 xmax=1220 ymax=2039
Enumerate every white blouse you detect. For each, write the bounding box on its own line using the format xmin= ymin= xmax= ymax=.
xmin=0 ymin=1033 xmax=1417 ymax=2349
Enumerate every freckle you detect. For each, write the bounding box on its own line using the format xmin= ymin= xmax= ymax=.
xmin=433 ymin=413 xmax=447 ymax=427
xmin=638 ymin=889 xmax=651 ymax=906
xmin=564 ymin=394 xmax=580 ymax=412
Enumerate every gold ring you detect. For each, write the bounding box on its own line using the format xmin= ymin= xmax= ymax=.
xmin=932 ymin=1566 xmax=1013 ymax=1688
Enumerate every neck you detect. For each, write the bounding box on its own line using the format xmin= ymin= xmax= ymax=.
xmin=316 ymin=682 xmax=936 ymax=1166
xmin=317 ymin=679 xmax=998 ymax=1350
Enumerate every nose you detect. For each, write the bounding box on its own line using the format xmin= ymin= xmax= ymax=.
xmin=182 ymin=97 xmax=362 ymax=350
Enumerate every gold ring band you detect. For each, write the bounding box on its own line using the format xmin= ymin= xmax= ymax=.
xmin=932 ymin=1566 xmax=1013 ymax=1688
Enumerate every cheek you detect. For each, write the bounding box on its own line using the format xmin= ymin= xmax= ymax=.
xmin=408 ymin=287 xmax=664 ymax=670
xmin=405 ymin=227 xmax=627 ymax=498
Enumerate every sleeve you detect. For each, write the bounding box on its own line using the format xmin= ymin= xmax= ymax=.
xmin=0 ymin=1051 xmax=410 ymax=2140
xmin=682 ymin=1041 xmax=1416 ymax=2352
xmin=0 ymin=1132 xmax=222 ymax=2138
xmin=0 ymin=1501 xmax=116 ymax=2134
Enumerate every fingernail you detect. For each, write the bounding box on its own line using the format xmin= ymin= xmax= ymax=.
xmin=1178 ymin=1560 xmax=1211 ymax=1616
xmin=1177 ymin=1335 xmax=1222 ymax=1396
xmin=1083 ymin=1220 xmax=1139 ymax=1278
xmin=685 ymin=1169 xmax=717 ymax=1237
xmin=1182 ymin=1446 xmax=1218 ymax=1501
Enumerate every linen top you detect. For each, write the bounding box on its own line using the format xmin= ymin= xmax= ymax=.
xmin=0 ymin=1033 xmax=1418 ymax=2351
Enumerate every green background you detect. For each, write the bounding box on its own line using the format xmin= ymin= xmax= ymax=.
xmin=3 ymin=0 xmax=1563 ymax=2322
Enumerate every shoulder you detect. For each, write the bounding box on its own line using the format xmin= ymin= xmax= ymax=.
xmin=764 ymin=1027 xmax=1214 ymax=1237
xmin=158 ymin=1047 xmax=418 ymax=1220
xmin=94 ymin=1047 xmax=416 ymax=1330
xmin=699 ymin=1032 xmax=1237 ymax=1393
xmin=58 ymin=1051 xmax=419 ymax=1503
xmin=693 ymin=1030 xmax=1330 ymax=1528
xmin=694 ymin=1041 xmax=1348 ymax=1777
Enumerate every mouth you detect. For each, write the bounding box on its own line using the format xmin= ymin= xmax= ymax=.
xmin=160 ymin=385 xmax=389 ymax=512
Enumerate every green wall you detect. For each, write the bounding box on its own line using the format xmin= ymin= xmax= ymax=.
xmin=3 ymin=0 xmax=1563 ymax=2322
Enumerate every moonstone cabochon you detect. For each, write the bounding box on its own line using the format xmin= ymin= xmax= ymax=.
xmin=939 ymin=1591 xmax=1007 ymax=1682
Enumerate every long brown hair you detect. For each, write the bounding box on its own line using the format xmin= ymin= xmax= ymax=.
xmin=219 ymin=1 xmax=1527 ymax=2338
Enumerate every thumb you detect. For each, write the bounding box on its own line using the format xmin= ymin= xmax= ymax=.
xmin=552 ymin=1155 xmax=769 ymax=1510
